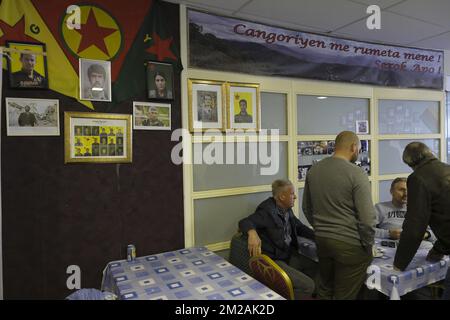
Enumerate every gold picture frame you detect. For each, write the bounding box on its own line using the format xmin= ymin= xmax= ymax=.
xmin=226 ymin=82 xmax=260 ymax=131
xmin=188 ymin=79 xmax=226 ymax=132
xmin=64 ymin=112 xmax=132 ymax=163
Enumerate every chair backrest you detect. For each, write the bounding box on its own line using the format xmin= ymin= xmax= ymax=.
xmin=228 ymin=232 xmax=252 ymax=275
xmin=249 ymin=254 xmax=294 ymax=300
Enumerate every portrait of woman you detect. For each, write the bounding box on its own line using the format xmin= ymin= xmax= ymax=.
xmin=147 ymin=61 xmax=174 ymax=100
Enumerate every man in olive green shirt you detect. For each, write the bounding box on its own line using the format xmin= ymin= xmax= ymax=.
xmin=302 ymin=131 xmax=375 ymax=299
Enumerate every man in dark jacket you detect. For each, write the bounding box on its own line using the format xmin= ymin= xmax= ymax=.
xmin=394 ymin=142 xmax=450 ymax=299
xmin=239 ymin=179 xmax=316 ymax=299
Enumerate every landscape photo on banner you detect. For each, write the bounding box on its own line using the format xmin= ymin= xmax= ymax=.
xmin=188 ymin=9 xmax=443 ymax=90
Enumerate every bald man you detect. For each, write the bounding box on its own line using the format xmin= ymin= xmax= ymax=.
xmin=302 ymin=131 xmax=375 ymax=300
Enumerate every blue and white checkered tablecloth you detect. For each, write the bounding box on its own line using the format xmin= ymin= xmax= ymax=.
xmin=101 ymin=247 xmax=285 ymax=300
xmin=297 ymin=237 xmax=449 ymax=299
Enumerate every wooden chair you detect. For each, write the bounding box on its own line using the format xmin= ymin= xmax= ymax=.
xmin=249 ymin=254 xmax=294 ymax=300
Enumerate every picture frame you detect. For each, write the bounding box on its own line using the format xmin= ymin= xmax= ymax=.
xmin=146 ymin=61 xmax=174 ymax=100
xmin=64 ymin=112 xmax=132 ymax=163
xmin=6 ymin=41 xmax=48 ymax=89
xmin=5 ymin=97 xmax=59 ymax=136
xmin=188 ymin=79 xmax=225 ymax=132
xmin=227 ymin=82 xmax=260 ymax=131
xmin=356 ymin=120 xmax=369 ymax=134
xmin=79 ymin=58 xmax=112 ymax=102
xmin=133 ymin=101 xmax=171 ymax=130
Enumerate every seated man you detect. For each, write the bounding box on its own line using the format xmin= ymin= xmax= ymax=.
xmin=375 ymin=177 xmax=434 ymax=242
xmin=238 ymin=179 xmax=317 ymax=300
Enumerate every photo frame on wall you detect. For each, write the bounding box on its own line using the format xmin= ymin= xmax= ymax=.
xmin=6 ymin=41 xmax=48 ymax=89
xmin=356 ymin=120 xmax=369 ymax=134
xmin=188 ymin=79 xmax=225 ymax=132
xmin=227 ymin=82 xmax=260 ymax=131
xmin=146 ymin=61 xmax=174 ymax=100
xmin=133 ymin=101 xmax=171 ymax=130
xmin=79 ymin=58 xmax=112 ymax=102
xmin=64 ymin=112 xmax=132 ymax=163
xmin=5 ymin=97 xmax=59 ymax=136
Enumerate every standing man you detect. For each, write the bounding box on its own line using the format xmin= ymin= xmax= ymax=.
xmin=239 ymin=179 xmax=317 ymax=300
xmin=198 ymin=93 xmax=217 ymax=122
xmin=393 ymin=142 xmax=450 ymax=299
xmin=303 ymin=131 xmax=375 ymax=299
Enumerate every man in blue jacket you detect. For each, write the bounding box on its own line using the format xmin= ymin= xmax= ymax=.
xmin=239 ymin=179 xmax=316 ymax=299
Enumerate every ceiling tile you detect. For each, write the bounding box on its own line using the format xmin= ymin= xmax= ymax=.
xmin=337 ymin=11 xmax=447 ymax=48
xmin=409 ymin=31 xmax=450 ymax=51
xmin=164 ymin=0 xmax=249 ymax=13
xmin=238 ymin=0 xmax=368 ymax=31
xmin=347 ymin=0 xmax=405 ymax=9
xmin=387 ymin=0 xmax=450 ymax=29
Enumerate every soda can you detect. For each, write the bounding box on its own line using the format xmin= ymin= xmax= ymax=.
xmin=127 ymin=244 xmax=136 ymax=261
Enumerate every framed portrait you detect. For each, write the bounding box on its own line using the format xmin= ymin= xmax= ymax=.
xmin=133 ymin=101 xmax=171 ymax=130
xmin=5 ymin=97 xmax=59 ymax=136
xmin=79 ymin=58 xmax=111 ymax=102
xmin=227 ymin=82 xmax=260 ymax=130
xmin=6 ymin=41 xmax=48 ymax=89
xmin=64 ymin=112 xmax=132 ymax=163
xmin=356 ymin=120 xmax=369 ymax=134
xmin=188 ymin=79 xmax=225 ymax=132
xmin=146 ymin=61 xmax=174 ymax=100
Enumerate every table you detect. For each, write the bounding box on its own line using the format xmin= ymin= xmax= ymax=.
xmin=297 ymin=237 xmax=449 ymax=300
xmin=101 ymin=246 xmax=285 ymax=300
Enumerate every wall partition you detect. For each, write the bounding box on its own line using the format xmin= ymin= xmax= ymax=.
xmin=180 ymin=6 xmax=446 ymax=251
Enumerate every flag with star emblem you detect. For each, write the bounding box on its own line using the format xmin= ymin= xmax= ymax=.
xmin=112 ymin=0 xmax=182 ymax=103
xmin=0 ymin=0 xmax=181 ymax=108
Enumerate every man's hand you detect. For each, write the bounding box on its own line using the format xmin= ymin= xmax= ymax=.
xmin=426 ymin=247 xmax=444 ymax=262
xmin=247 ymin=229 xmax=262 ymax=257
xmin=389 ymin=229 xmax=401 ymax=240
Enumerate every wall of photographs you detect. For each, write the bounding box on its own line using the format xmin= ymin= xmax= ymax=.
xmin=180 ymin=6 xmax=446 ymax=251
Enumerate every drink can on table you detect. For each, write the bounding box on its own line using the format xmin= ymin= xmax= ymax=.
xmin=127 ymin=244 xmax=136 ymax=261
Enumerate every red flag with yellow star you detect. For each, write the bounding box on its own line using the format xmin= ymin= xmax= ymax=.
xmin=0 ymin=0 xmax=180 ymax=107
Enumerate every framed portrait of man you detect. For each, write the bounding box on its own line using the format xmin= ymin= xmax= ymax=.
xmin=188 ymin=79 xmax=225 ymax=132
xmin=6 ymin=41 xmax=48 ymax=89
xmin=5 ymin=97 xmax=59 ymax=136
xmin=79 ymin=58 xmax=112 ymax=102
xmin=227 ymin=82 xmax=260 ymax=131
xmin=146 ymin=61 xmax=174 ymax=100
xmin=133 ymin=101 xmax=171 ymax=130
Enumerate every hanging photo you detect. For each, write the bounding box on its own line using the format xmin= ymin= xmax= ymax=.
xmin=146 ymin=61 xmax=174 ymax=100
xmin=5 ymin=97 xmax=59 ymax=136
xmin=79 ymin=58 xmax=112 ymax=102
xmin=133 ymin=101 xmax=171 ymax=130
xmin=6 ymin=41 xmax=48 ymax=89
xmin=188 ymin=79 xmax=225 ymax=132
xmin=64 ymin=112 xmax=132 ymax=163
xmin=227 ymin=82 xmax=260 ymax=131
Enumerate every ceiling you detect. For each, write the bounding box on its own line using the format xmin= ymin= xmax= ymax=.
xmin=163 ymin=0 xmax=450 ymax=51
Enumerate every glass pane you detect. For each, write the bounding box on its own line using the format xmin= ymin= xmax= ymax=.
xmin=447 ymin=93 xmax=450 ymax=164
xmin=297 ymin=95 xmax=369 ymax=135
xmin=378 ymin=100 xmax=439 ymax=134
xmin=297 ymin=140 xmax=370 ymax=181
xmin=194 ymin=192 xmax=271 ymax=245
xmin=261 ymin=92 xmax=287 ymax=135
xmin=297 ymin=188 xmax=311 ymax=227
xmin=378 ymin=139 xmax=440 ymax=175
xmin=193 ymin=142 xmax=287 ymax=191
xmin=379 ymin=180 xmax=393 ymax=203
